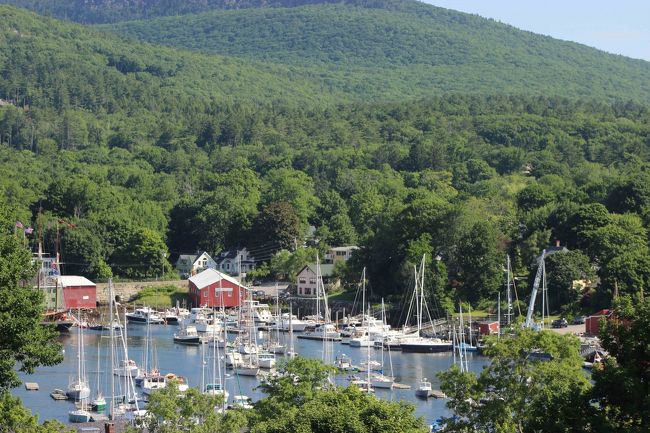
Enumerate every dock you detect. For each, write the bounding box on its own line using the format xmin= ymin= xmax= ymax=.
xmin=24 ymin=382 xmax=39 ymax=391
xmin=392 ymin=383 xmax=411 ymax=389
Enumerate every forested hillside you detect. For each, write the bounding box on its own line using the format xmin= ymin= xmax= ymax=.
xmin=104 ymin=4 xmax=650 ymax=103
xmin=0 ymin=0 xmax=414 ymax=24
xmin=1 ymin=5 xmax=650 ymax=316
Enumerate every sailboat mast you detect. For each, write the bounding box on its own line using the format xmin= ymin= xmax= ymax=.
xmin=108 ymin=280 xmax=115 ymax=419
xmin=506 ymin=255 xmax=513 ymax=325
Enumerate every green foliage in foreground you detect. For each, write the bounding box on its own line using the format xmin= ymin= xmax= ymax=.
xmin=592 ymin=295 xmax=650 ymax=432
xmin=134 ymin=357 xmax=427 ymax=433
xmin=439 ymin=296 xmax=650 ymax=433
xmin=0 ymin=392 xmax=68 ymax=433
xmin=0 ymin=202 xmax=63 ymax=392
xmin=439 ymin=329 xmax=592 ymax=433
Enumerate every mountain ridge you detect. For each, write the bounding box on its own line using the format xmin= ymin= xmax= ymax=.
xmin=101 ymin=3 xmax=650 ymax=103
xmin=0 ymin=0 xmax=420 ymax=23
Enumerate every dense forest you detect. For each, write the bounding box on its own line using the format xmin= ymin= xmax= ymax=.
xmin=1 ymin=2 xmax=650 ymax=318
xmin=103 ymin=3 xmax=650 ymax=104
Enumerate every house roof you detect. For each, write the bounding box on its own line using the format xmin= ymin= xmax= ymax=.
xmin=329 ymin=246 xmax=359 ymax=252
xmin=193 ymin=251 xmax=214 ymax=264
xmin=58 ymin=275 xmax=95 ymax=287
xmin=177 ymin=254 xmax=198 ymax=264
xmin=298 ymin=263 xmax=336 ymax=277
xmin=189 ymin=268 xmax=248 ymax=290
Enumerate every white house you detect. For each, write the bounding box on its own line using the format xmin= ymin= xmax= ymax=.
xmin=216 ymin=248 xmax=256 ymax=275
xmin=295 ymin=263 xmax=336 ymax=297
xmin=175 ymin=251 xmax=217 ymax=278
xmin=324 ymin=246 xmax=359 ymax=264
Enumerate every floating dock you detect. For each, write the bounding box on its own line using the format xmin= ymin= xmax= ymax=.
xmin=24 ymin=382 xmax=39 ymax=391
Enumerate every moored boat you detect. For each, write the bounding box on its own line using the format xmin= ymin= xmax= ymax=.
xmin=126 ymin=307 xmax=164 ymax=325
xmin=173 ymin=325 xmax=205 ymax=345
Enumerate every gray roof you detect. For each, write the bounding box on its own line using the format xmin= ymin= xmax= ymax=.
xmin=299 ymin=263 xmax=336 ymax=277
xmin=177 ymin=254 xmax=198 ymax=264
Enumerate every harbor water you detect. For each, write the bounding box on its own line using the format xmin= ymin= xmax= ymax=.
xmin=14 ymin=323 xmax=488 ymax=426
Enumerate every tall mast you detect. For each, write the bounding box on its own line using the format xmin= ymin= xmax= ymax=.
xmin=108 ymin=279 xmax=115 ymax=419
xmin=506 ymin=255 xmax=512 ymax=325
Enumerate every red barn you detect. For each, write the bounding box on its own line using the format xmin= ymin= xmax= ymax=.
xmin=585 ymin=309 xmax=612 ymax=336
xmin=188 ymin=268 xmax=248 ymax=308
xmin=58 ymin=276 xmax=96 ymax=309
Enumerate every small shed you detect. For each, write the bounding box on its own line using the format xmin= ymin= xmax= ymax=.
xmin=478 ymin=321 xmax=500 ymax=335
xmin=585 ymin=309 xmax=612 ymax=336
xmin=58 ymin=276 xmax=96 ymax=309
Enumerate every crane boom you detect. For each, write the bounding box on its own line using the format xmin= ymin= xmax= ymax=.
xmin=524 ymin=248 xmax=564 ymax=328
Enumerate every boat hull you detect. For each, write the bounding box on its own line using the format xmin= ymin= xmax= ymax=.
xmin=69 ymin=410 xmax=92 ymax=423
xmin=400 ymin=343 xmax=452 ymax=353
xmin=173 ymin=336 xmax=203 ymax=345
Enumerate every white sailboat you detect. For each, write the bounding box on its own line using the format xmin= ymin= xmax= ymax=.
xmin=400 ymin=256 xmax=453 ymax=353
xmin=68 ymin=309 xmax=92 ymax=422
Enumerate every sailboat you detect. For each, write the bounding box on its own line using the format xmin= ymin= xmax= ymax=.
xmin=91 ymin=339 xmax=107 ymax=413
xmin=400 ymin=256 xmax=453 ymax=353
xmin=68 ymin=309 xmax=92 ymax=423
xmin=266 ymin=287 xmax=286 ymax=354
xmin=298 ymin=257 xmax=341 ymax=342
xmin=370 ymin=299 xmax=395 ymax=389
xmin=205 ymin=295 xmax=230 ymax=406
xmin=286 ymin=303 xmax=298 ymax=358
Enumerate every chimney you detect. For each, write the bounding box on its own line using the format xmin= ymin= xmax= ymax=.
xmin=105 ymin=423 xmax=115 ymax=433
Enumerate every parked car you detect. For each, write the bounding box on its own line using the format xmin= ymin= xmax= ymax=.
xmin=551 ymin=318 xmax=568 ymax=328
xmin=572 ymin=316 xmax=586 ymax=325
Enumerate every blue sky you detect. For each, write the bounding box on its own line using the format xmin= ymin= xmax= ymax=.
xmin=423 ymin=1 xmax=650 ymax=62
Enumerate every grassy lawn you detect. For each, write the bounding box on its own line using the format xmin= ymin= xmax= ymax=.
xmin=132 ymin=285 xmax=189 ymax=308
xmin=327 ymin=290 xmax=358 ymax=302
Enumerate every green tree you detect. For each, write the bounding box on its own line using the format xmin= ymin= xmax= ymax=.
xmin=252 ymin=202 xmax=301 ymax=251
xmin=439 ymin=329 xmax=592 ymax=433
xmin=455 ymin=221 xmax=503 ymax=303
xmin=592 ymin=295 xmax=650 ymax=433
xmin=544 ymin=250 xmax=595 ymax=312
xmin=140 ymin=383 xmax=246 ymax=433
xmin=0 ymin=392 xmax=68 ymax=433
xmin=0 ymin=232 xmax=63 ymax=391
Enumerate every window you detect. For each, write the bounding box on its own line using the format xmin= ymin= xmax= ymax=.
xmin=299 ymin=279 xmax=306 ymax=284
xmin=203 ymin=291 xmax=208 ymax=298
xmin=309 ymin=279 xmax=316 ymax=285
xmin=305 ymin=288 xmax=311 ymax=295
xmin=337 ymin=251 xmax=345 ymax=256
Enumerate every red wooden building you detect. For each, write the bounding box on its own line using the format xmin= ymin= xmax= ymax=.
xmin=188 ymin=268 xmax=248 ymax=308
xmin=58 ymin=276 xmax=96 ymax=309
xmin=585 ymin=309 xmax=612 ymax=336
xmin=478 ymin=321 xmax=500 ymax=335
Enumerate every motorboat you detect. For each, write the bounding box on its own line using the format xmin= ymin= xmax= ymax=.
xmin=234 ymin=362 xmax=259 ymax=377
xmin=173 ymin=326 xmax=205 ymax=345
xmin=277 ymin=313 xmax=312 ymax=332
xmin=297 ymin=323 xmax=341 ymax=341
xmin=335 ymin=354 xmax=357 ymax=371
xmin=359 ymin=360 xmax=382 ymax=372
xmin=141 ymin=374 xmax=167 ymax=396
xmin=239 ymin=300 xmax=274 ymax=325
xmin=126 ymin=307 xmax=164 ymax=325
xmin=230 ymin=395 xmax=253 ymax=410
xmin=370 ymin=372 xmax=394 ymax=389
xmin=66 ymin=380 xmax=90 ymax=401
xmin=415 ymin=378 xmax=432 ymax=399
xmin=68 ymin=409 xmax=92 ymax=423
xmin=180 ymin=307 xmax=220 ymax=333
xmin=114 ymin=359 xmax=141 ymax=377
xmin=257 ymin=352 xmax=276 ymax=369
xmin=163 ymin=307 xmax=189 ymax=324
xmin=205 ymin=383 xmax=229 ymax=402
xmin=92 ymin=394 xmax=107 ymax=412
